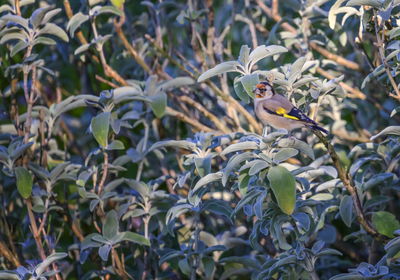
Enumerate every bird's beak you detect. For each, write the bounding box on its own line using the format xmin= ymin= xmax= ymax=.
xmin=253 ymin=88 xmax=262 ymax=98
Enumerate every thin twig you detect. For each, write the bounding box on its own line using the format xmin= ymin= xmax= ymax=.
xmin=313 ymin=130 xmax=386 ymax=242
xmin=26 ymin=199 xmax=47 ymax=260
xmin=165 ymin=107 xmax=214 ymax=132
xmin=0 ymin=240 xmax=20 ymax=268
xmin=373 ymin=10 xmax=400 ymax=101
xmin=255 ymin=0 xmax=361 ymax=71
xmin=97 ymin=152 xmax=109 ymax=197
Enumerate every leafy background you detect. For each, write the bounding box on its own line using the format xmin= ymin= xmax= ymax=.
xmin=0 ymin=0 xmax=400 ymax=279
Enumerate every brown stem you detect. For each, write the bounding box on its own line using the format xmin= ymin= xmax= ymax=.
xmin=179 ymin=95 xmax=230 ymax=133
xmin=26 ymin=199 xmax=47 ymax=260
xmin=165 ymin=107 xmax=214 ymax=132
xmin=97 ymin=152 xmax=109 ymax=197
xmin=255 ymin=0 xmax=361 ymax=71
xmin=373 ymin=11 xmax=400 ymax=101
xmin=14 ymin=0 xmax=21 ymax=15
xmin=0 ymin=240 xmax=20 ymax=268
xmin=313 ymin=130 xmax=386 ymax=242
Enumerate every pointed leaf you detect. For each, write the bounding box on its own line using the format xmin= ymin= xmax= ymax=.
xmin=91 ymin=112 xmax=110 ymax=147
xmin=267 ymin=166 xmax=296 ymax=215
xmin=15 ymin=167 xmax=33 ymax=199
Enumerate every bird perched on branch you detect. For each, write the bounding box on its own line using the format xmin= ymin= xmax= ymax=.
xmin=253 ymin=81 xmax=328 ymax=134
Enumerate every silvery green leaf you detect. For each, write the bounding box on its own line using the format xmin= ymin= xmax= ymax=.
xmin=288 ymin=56 xmax=307 ymax=85
xmin=33 ymin=36 xmax=56 ymax=46
xmin=66 ymin=12 xmax=89 ymax=37
xmin=97 ymin=5 xmax=122 ymax=16
xmin=328 ymin=0 xmax=346 ymax=29
xmin=361 ymin=64 xmax=385 ymax=88
xmin=202 ymin=199 xmax=232 ymax=220
xmin=233 ymin=75 xmax=250 ymax=103
xmin=248 ymin=160 xmax=269 ymax=176
xmin=156 ymin=77 xmax=194 ymax=92
xmin=293 ymin=212 xmax=310 ymax=232
xmin=248 ymin=45 xmax=288 ymax=70
xmin=29 ymin=6 xmax=52 ymax=28
xmin=197 ymin=61 xmax=242 ymax=82
xmin=238 ymin=44 xmax=250 ymax=65
xmin=0 ymin=271 xmax=20 ymax=279
xmin=98 ymin=244 xmax=111 ymax=261
xmin=268 ymin=255 xmax=297 ymax=275
xmin=10 ymin=40 xmax=28 ymax=56
xmin=120 ymin=231 xmax=150 ymax=246
xmin=292 ymin=77 xmax=319 ymax=88
xmin=166 ymin=203 xmax=192 ymax=224
xmin=315 ymin=179 xmax=342 ymax=192
xmin=1 ymin=14 xmax=29 ymax=30
xmin=125 ymin=179 xmax=149 ymax=198
xmin=240 ymin=73 xmax=259 ymax=97
xmin=74 ymin=43 xmax=92 ymax=55
xmin=38 ymin=23 xmax=69 ymax=42
xmin=340 ymin=195 xmax=353 ymax=227
xmin=41 ymin=8 xmax=61 ymax=25
xmin=159 ymin=250 xmax=184 ymax=266
xmin=363 ymin=173 xmax=393 ymax=190
xmin=347 ymin=0 xmax=384 ymax=8
xmin=278 ymin=138 xmax=314 ymax=160
xmin=35 ymin=253 xmax=68 ymax=276
xmin=192 ymin=172 xmax=222 ymax=193
xmin=0 ymin=5 xmax=13 ymax=13
xmin=20 ymin=0 xmax=35 ymax=6
xmin=370 ymin=126 xmax=400 ymax=140
xmin=194 ymin=156 xmax=211 ymax=177
xmin=91 ymin=112 xmax=110 ymax=147
xmin=148 ymin=140 xmax=197 ymax=153
xmin=0 ymin=32 xmax=26 ymax=44
xmin=221 ymin=141 xmax=259 ymax=156
xmin=150 ymin=92 xmax=167 ymax=118
xmin=103 ymin=210 xmax=119 ymax=240
xmin=178 ymin=258 xmax=191 ymax=276
xmin=310 ymin=193 xmax=334 ymax=201
xmin=390 ymin=106 xmax=400 ymax=117
xmin=222 ymin=152 xmax=256 ymax=186
xmin=273 ymin=148 xmax=298 ymax=163
xmin=10 ymin=141 xmax=33 ymax=159
xmin=106 ymin=140 xmax=125 ymax=150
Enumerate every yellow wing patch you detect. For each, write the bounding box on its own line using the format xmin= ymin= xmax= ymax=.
xmin=275 ymin=107 xmax=299 ymax=120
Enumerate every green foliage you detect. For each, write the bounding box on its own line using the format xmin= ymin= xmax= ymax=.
xmin=1 ymin=0 xmax=400 ymax=279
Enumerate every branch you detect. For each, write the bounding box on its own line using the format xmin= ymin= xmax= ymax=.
xmin=373 ymin=10 xmax=400 ymax=101
xmin=0 ymin=240 xmax=20 ymax=268
xmin=313 ymin=130 xmax=386 ymax=242
xmin=255 ymin=0 xmax=361 ymax=71
xmin=165 ymin=107 xmax=214 ymax=132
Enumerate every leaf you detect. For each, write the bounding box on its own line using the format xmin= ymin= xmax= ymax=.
xmin=103 ymin=210 xmax=119 ymax=240
xmin=111 ymin=0 xmax=125 ymax=9
xmin=106 ymin=140 xmax=125 ymax=150
xmin=0 ymin=271 xmax=19 ymax=280
xmin=197 ymin=61 xmax=242 ymax=82
xmin=339 ymin=195 xmax=353 ymax=227
xmin=15 ymin=167 xmax=33 ymax=199
xmin=98 ymin=244 xmax=111 ymax=261
xmin=35 ymin=252 xmax=68 ymax=276
xmin=238 ymin=44 xmax=250 ymax=65
xmin=150 ymin=92 xmax=167 ymax=118
xmin=91 ymin=112 xmax=110 ymax=147
xmin=328 ymin=0 xmax=346 ymax=29
xmin=248 ymin=160 xmax=269 ymax=176
xmin=267 ymin=166 xmax=296 ymax=215
xmin=148 ymin=140 xmax=197 ymax=153
xmin=372 ymin=211 xmax=400 ymax=238
xmin=240 ymin=73 xmax=259 ymax=97
xmin=278 ymin=136 xmax=314 ymax=160
xmin=66 ymin=12 xmax=89 ymax=37
xmin=222 ymin=152 xmax=256 ymax=186
xmin=370 ymin=126 xmax=400 ymax=140
xmin=74 ymin=43 xmax=92 ymax=55
xmin=0 ymin=32 xmax=26 ymax=44
xmin=1 ymin=14 xmax=29 ymax=30
xmin=41 ymin=8 xmax=62 ymax=25
xmin=10 ymin=40 xmax=28 ymax=57
xmin=193 ymin=172 xmax=223 ymax=193
xmin=233 ymin=76 xmax=250 ymax=103
xmin=97 ymin=6 xmax=123 ymax=16
xmin=248 ymin=45 xmax=288 ymax=69
xmin=273 ymin=148 xmax=298 ymax=163
xmin=221 ymin=141 xmax=259 ymax=156
xmin=120 ymin=231 xmax=150 ymax=246
xmin=346 ymin=0 xmax=384 ymax=8
xmin=29 ymin=7 xmax=52 ymax=28
xmin=288 ymin=56 xmax=307 ymax=84
xmin=156 ymin=77 xmax=194 ymax=92
xmin=38 ymin=23 xmax=69 ymax=42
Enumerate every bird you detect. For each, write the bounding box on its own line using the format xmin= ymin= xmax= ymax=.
xmin=253 ymin=81 xmax=328 ymax=134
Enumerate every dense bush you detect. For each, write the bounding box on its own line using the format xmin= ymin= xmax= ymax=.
xmin=0 ymin=0 xmax=400 ymax=279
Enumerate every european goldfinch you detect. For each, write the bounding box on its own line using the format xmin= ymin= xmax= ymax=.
xmin=253 ymin=81 xmax=328 ymax=134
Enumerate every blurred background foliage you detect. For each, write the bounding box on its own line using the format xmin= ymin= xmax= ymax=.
xmin=0 ymin=0 xmax=400 ymax=279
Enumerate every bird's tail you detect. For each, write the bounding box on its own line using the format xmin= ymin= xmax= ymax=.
xmin=311 ymin=124 xmax=329 ymax=135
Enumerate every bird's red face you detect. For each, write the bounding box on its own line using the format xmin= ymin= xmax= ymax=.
xmin=253 ymin=82 xmax=274 ymax=98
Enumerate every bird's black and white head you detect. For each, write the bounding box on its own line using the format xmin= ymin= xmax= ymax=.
xmin=253 ymin=81 xmax=275 ymax=100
